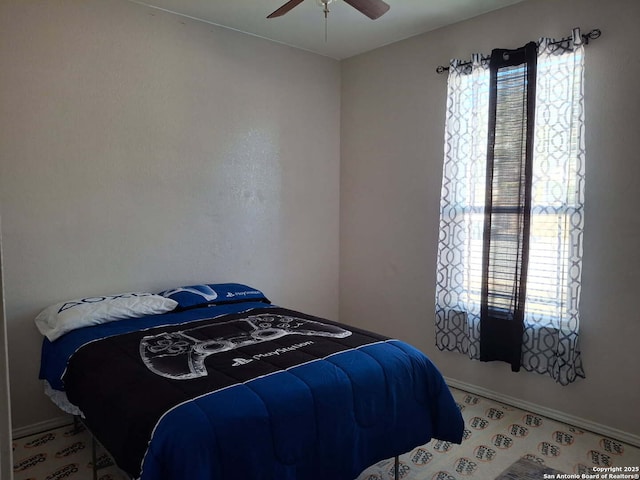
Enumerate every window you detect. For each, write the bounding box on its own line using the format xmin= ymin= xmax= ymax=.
xmin=435 ymin=37 xmax=586 ymax=385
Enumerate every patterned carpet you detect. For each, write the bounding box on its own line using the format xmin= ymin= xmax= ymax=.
xmin=12 ymin=421 xmax=123 ymax=480
xmin=12 ymin=387 xmax=640 ymax=480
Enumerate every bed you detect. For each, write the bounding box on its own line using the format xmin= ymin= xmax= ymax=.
xmin=37 ymin=283 xmax=464 ymax=480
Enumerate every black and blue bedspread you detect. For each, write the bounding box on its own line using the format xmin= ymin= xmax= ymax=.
xmin=41 ymin=303 xmax=464 ymax=480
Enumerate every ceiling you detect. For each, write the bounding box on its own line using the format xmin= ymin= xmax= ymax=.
xmin=129 ymin=0 xmax=527 ymax=60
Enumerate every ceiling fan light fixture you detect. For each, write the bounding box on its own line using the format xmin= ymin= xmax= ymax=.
xmin=267 ymin=0 xmax=389 ymax=21
xmin=315 ymin=0 xmax=335 ymax=18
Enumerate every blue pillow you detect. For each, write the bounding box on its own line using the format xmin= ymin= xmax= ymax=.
xmin=158 ymin=283 xmax=269 ymax=310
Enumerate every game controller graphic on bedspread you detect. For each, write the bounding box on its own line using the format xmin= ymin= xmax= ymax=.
xmin=139 ymin=313 xmax=352 ymax=380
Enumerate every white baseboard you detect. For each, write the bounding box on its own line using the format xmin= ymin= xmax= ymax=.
xmin=445 ymin=377 xmax=640 ymax=448
xmin=12 ymin=415 xmax=72 ymax=440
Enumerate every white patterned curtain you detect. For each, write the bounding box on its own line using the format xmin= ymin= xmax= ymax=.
xmin=435 ymin=37 xmax=586 ymax=385
xmin=435 ymin=54 xmax=489 ymax=361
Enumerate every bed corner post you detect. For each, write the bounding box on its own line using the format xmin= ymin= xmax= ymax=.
xmin=91 ymin=431 xmax=98 ymax=480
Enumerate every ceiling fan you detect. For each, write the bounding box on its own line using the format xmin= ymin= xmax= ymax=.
xmin=267 ymin=0 xmax=390 ymax=20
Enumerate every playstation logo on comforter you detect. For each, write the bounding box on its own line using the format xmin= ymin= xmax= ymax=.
xmin=139 ymin=313 xmax=352 ymax=380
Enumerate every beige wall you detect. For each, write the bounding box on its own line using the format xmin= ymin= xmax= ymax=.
xmin=0 ymin=0 xmax=340 ymax=429
xmin=341 ymin=0 xmax=640 ymax=437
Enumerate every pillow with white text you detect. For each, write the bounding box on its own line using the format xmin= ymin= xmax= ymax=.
xmin=35 ymin=292 xmax=178 ymax=342
xmin=159 ymin=283 xmax=269 ymax=310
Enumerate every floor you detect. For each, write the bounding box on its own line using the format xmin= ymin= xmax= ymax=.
xmin=12 ymin=387 xmax=640 ymax=480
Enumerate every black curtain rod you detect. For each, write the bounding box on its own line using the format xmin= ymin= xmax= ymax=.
xmin=435 ymin=28 xmax=601 ymax=74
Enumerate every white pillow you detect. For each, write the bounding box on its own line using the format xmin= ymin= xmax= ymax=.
xmin=35 ymin=292 xmax=178 ymax=341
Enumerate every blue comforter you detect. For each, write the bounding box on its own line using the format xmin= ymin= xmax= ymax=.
xmin=41 ymin=303 xmax=464 ymax=480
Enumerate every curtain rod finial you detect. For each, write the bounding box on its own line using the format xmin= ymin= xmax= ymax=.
xmin=585 ymin=28 xmax=601 ymax=44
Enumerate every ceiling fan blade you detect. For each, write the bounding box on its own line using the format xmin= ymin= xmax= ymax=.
xmin=267 ymin=0 xmax=306 ymax=18
xmin=343 ymin=0 xmax=390 ymax=19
